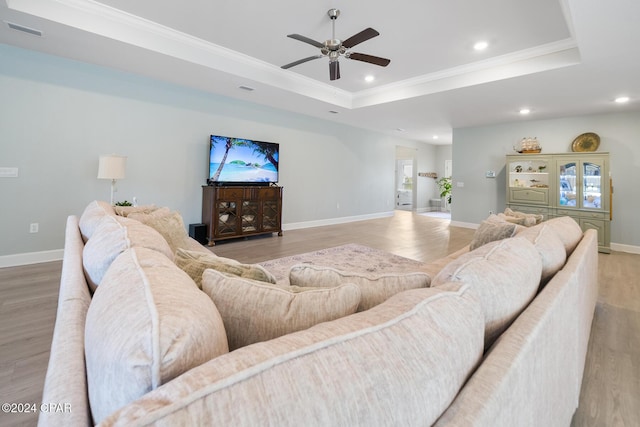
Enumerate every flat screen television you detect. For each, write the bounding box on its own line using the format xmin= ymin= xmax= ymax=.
xmin=208 ymin=134 xmax=279 ymax=185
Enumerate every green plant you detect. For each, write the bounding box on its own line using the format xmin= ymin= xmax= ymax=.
xmin=436 ymin=177 xmax=452 ymax=204
xmin=114 ymin=200 xmax=132 ymax=206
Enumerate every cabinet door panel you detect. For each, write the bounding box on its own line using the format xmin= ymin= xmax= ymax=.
xmin=509 ymin=188 xmax=548 ymax=204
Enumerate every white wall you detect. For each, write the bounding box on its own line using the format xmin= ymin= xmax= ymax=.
xmin=452 ymin=110 xmax=640 ymax=247
xmin=0 ymin=44 xmax=435 ymax=259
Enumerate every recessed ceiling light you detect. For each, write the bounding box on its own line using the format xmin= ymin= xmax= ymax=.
xmin=519 ymin=108 xmax=531 ymax=115
xmin=364 ymin=75 xmax=375 ymax=82
xmin=474 ymin=41 xmax=489 ymax=51
xmin=615 ymin=96 xmax=630 ymax=103
xmin=433 ymin=135 xmax=439 ymax=140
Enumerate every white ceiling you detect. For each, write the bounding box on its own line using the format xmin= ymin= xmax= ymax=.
xmin=1 ymin=0 xmax=639 ymax=144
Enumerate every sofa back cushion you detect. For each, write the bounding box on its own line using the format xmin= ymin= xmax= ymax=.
xmin=100 ymin=286 xmax=484 ymax=427
xmin=82 ymin=215 xmax=173 ymax=291
xmin=288 ymin=264 xmax=430 ymax=311
xmin=541 ymin=216 xmax=583 ymax=255
xmin=201 ymin=269 xmax=361 ymax=350
xmin=516 ymin=223 xmax=567 ymax=284
xmin=432 ymin=237 xmax=542 ymax=349
xmin=78 ymin=200 xmax=116 ymax=242
xmin=85 ymin=247 xmax=228 ymax=424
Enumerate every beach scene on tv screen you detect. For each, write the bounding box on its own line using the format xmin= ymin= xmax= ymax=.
xmin=210 ymin=136 xmax=279 ymax=182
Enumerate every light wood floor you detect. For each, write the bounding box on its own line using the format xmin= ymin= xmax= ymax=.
xmin=0 ymin=210 xmax=637 ymax=426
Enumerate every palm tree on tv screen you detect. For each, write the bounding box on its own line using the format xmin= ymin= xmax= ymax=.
xmin=210 ymin=137 xmax=251 ymax=182
xmin=252 ymin=143 xmax=278 ymax=170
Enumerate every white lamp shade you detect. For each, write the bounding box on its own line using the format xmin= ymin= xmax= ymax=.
xmin=97 ymin=155 xmax=127 ymax=180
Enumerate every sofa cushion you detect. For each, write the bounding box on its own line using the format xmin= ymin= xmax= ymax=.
xmin=289 ymin=264 xmax=430 ymax=311
xmin=432 ymin=237 xmax=542 ymax=349
xmin=100 ymin=285 xmax=484 ymax=427
xmin=542 ymin=216 xmax=583 ymax=255
xmin=176 ymin=248 xmax=276 ymax=288
xmin=78 ymin=200 xmax=116 ymax=242
xmin=128 ymin=209 xmax=192 ymax=254
xmin=201 ymin=269 xmax=361 ymax=350
xmin=82 ymin=215 xmax=174 ymax=291
xmin=469 ymin=214 xmax=518 ymax=250
xmin=85 ymin=247 xmax=228 ymax=424
xmin=516 ymin=223 xmax=567 ymax=284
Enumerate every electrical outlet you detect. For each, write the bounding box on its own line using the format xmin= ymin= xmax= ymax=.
xmin=30 ymin=223 xmax=39 ymax=233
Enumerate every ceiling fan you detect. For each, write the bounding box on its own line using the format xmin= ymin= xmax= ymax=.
xmin=281 ymin=9 xmax=391 ymax=81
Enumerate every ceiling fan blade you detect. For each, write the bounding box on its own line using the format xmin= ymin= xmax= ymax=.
xmin=287 ymin=34 xmax=325 ymax=49
xmin=348 ymin=52 xmax=391 ymax=67
xmin=342 ymin=28 xmax=379 ymax=48
xmin=329 ymin=61 xmax=340 ymax=80
xmin=281 ymin=55 xmax=323 ymax=69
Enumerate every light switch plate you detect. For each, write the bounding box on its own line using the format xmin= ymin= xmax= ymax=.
xmin=0 ymin=167 xmax=19 ymax=178
xmin=485 ymin=171 xmax=496 ymax=178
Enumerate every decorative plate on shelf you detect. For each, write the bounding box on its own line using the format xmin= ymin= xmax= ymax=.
xmin=571 ymin=132 xmax=600 ymax=152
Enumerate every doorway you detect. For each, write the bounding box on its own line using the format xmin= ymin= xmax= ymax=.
xmin=396 ymin=159 xmax=414 ymax=210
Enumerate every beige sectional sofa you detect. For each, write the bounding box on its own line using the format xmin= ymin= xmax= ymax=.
xmin=39 ymin=202 xmax=598 ymax=426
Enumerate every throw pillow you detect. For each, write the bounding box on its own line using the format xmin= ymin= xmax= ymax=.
xmin=497 ymin=212 xmax=525 ymax=225
xmin=128 ymin=209 xmax=191 ymax=254
xmin=201 ymin=269 xmax=361 ymax=350
xmin=432 ymin=237 xmax=542 ymax=349
xmin=82 ymin=215 xmax=174 ymax=291
xmin=85 ymin=247 xmax=228 ymax=424
xmin=175 ymin=248 xmax=277 ymax=288
xmin=78 ymin=200 xmax=116 ymax=242
xmin=469 ymin=215 xmax=518 ymax=250
xmin=288 ymin=265 xmax=430 ymax=311
xmin=113 ymin=204 xmax=159 ymax=217
xmin=504 ymin=208 xmax=543 ymax=226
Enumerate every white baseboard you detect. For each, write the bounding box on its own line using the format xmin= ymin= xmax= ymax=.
xmin=0 ymin=249 xmax=64 ymax=268
xmin=283 ymin=211 xmax=394 ymax=231
xmin=450 ymin=220 xmax=479 ymax=229
xmin=610 ymin=242 xmax=640 ymax=254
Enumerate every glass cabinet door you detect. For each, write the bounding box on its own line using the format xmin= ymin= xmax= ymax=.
xmin=558 ymin=162 xmax=577 ymax=207
xmin=583 ymin=162 xmax=602 ymax=209
xmin=557 ymin=157 xmax=605 ymax=210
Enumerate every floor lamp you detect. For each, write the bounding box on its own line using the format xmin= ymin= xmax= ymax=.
xmin=97 ymin=154 xmax=127 ymax=205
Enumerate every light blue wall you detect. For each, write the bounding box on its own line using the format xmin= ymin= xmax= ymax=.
xmin=0 ymin=44 xmax=437 ymax=258
xmin=452 ymin=111 xmax=640 ymax=247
